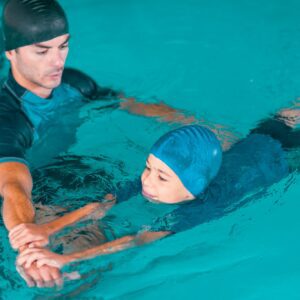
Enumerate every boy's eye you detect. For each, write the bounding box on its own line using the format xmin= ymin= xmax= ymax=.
xmin=145 ymin=165 xmax=150 ymax=170
xmin=159 ymin=175 xmax=168 ymax=182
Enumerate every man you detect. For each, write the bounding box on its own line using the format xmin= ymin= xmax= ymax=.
xmin=0 ymin=0 xmax=203 ymax=288
xmin=0 ymin=0 xmax=113 ymax=288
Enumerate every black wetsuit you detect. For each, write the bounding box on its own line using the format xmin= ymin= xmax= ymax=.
xmin=0 ymin=68 xmax=116 ymax=166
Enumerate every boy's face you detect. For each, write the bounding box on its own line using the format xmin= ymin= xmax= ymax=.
xmin=5 ymin=34 xmax=70 ymax=98
xmin=141 ymin=154 xmax=195 ymax=204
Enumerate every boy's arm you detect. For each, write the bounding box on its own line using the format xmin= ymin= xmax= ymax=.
xmin=17 ymin=231 xmax=171 ymax=269
xmin=9 ymin=201 xmax=114 ymax=250
xmin=70 ymin=230 xmax=171 ymax=261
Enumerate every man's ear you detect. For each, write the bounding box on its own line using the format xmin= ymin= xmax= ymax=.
xmin=5 ymin=50 xmax=14 ymax=61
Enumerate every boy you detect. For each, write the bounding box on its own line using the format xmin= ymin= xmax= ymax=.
xmin=13 ymin=121 xmax=296 ymax=268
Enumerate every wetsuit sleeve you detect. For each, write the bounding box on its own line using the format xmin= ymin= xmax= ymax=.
xmin=62 ymin=67 xmax=119 ymax=100
xmin=114 ymin=177 xmax=142 ymax=204
xmin=0 ymin=114 xmax=30 ymax=166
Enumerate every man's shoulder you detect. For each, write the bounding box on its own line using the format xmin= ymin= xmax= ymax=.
xmin=53 ymin=81 xmax=83 ymax=103
xmin=0 ymin=86 xmax=33 ymax=161
xmin=61 ymin=68 xmax=98 ymax=100
xmin=0 ymin=83 xmax=30 ymax=132
xmin=0 ymin=85 xmax=21 ymax=114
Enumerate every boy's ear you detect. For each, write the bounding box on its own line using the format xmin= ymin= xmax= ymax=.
xmin=185 ymin=191 xmax=195 ymax=201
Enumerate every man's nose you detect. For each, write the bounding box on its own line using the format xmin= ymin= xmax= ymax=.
xmin=51 ymin=50 xmax=65 ymax=69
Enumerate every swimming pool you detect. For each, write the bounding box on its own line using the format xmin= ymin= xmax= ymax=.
xmin=1 ymin=0 xmax=300 ymax=299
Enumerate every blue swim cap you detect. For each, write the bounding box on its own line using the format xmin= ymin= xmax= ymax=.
xmin=150 ymin=125 xmax=222 ymax=197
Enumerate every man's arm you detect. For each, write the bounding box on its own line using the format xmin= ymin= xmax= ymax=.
xmin=0 ymin=162 xmax=34 ymax=230
xmin=62 ymin=68 xmax=240 ymax=149
xmin=277 ymin=98 xmax=300 ymax=128
xmin=250 ymin=97 xmax=300 ymax=150
xmin=120 ymin=97 xmax=197 ymax=124
xmin=62 ymin=67 xmax=119 ymax=100
xmin=119 ymin=97 xmax=240 ymax=150
xmin=0 ymin=162 xmax=67 ymax=288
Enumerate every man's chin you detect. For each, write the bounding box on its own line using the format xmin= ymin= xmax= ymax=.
xmin=44 ymin=78 xmax=62 ymax=89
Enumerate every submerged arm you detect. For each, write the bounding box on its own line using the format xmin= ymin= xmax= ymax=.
xmin=63 ymin=67 xmax=240 ymax=149
xmin=120 ymin=97 xmax=197 ymax=124
xmin=9 ymin=200 xmax=115 ymax=250
xmin=120 ymin=97 xmax=240 ymax=150
xmin=17 ymin=231 xmax=171 ymax=269
xmin=69 ymin=230 xmax=171 ymax=261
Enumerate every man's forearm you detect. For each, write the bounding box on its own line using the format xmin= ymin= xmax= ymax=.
xmin=2 ymin=182 xmax=35 ymax=230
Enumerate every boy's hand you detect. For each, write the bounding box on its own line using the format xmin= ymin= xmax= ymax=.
xmin=17 ymin=263 xmax=80 ymax=288
xmin=17 ymin=247 xmax=73 ymax=269
xmin=9 ymin=223 xmax=50 ymax=250
xmin=87 ymin=198 xmax=116 ymax=220
xmin=16 ymin=263 xmax=63 ymax=288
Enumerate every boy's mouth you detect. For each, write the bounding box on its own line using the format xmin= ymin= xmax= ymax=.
xmin=142 ymin=189 xmax=157 ymax=200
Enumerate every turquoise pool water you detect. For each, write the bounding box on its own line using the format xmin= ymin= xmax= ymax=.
xmin=1 ymin=0 xmax=300 ymax=299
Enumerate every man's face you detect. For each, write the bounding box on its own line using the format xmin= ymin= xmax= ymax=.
xmin=5 ymin=34 xmax=70 ymax=97
xmin=141 ymin=154 xmax=195 ymax=204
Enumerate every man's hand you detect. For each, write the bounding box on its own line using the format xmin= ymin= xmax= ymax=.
xmin=17 ymin=247 xmax=73 ymax=269
xmin=279 ymin=108 xmax=300 ymax=128
xmin=9 ymin=223 xmax=50 ymax=250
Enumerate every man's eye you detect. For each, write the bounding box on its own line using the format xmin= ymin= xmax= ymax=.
xmin=36 ymin=50 xmax=47 ymax=55
xmin=159 ymin=176 xmax=168 ymax=182
xmin=60 ymin=44 xmax=69 ymax=49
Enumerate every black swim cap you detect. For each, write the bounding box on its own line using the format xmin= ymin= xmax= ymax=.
xmin=2 ymin=0 xmax=69 ymax=51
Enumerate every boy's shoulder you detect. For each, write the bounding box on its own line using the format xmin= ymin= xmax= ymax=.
xmin=157 ymin=133 xmax=290 ymax=234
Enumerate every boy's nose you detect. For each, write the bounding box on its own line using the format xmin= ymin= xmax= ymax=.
xmin=142 ymin=172 xmax=153 ymax=188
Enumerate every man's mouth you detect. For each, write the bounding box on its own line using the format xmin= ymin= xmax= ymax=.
xmin=48 ymin=70 xmax=63 ymax=79
xmin=49 ymin=72 xmax=62 ymax=78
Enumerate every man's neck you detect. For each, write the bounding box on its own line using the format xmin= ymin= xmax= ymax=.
xmin=11 ymin=69 xmax=53 ymax=99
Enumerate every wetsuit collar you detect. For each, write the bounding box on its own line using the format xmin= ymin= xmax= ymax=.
xmin=6 ymin=69 xmax=27 ymax=98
